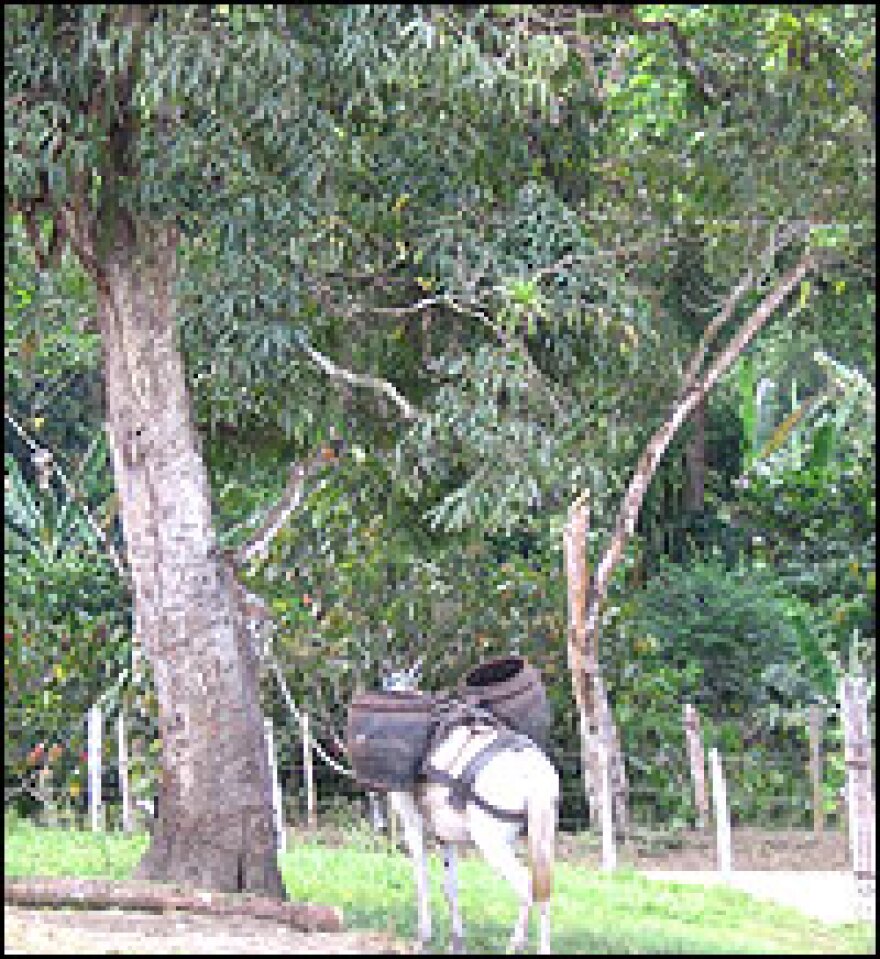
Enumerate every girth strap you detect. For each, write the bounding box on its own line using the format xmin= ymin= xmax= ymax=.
xmin=422 ymin=727 xmax=532 ymax=827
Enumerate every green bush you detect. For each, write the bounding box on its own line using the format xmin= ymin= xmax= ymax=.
xmin=606 ymin=559 xmax=837 ymax=827
xmin=617 ymin=559 xmax=830 ymax=715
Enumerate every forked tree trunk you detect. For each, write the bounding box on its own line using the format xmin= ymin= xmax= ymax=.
xmin=96 ymin=229 xmax=284 ymax=897
xmin=563 ymin=497 xmax=629 ymax=841
xmin=563 ymin=248 xmax=815 ymax=844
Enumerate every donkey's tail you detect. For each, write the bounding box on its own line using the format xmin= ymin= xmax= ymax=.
xmin=527 ymin=789 xmax=557 ymax=903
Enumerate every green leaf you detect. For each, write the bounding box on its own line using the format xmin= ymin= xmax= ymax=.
xmin=808 ymin=421 xmax=835 ymax=472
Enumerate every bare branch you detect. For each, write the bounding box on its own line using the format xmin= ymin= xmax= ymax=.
xmin=232 ymin=446 xmax=340 ymax=567
xmin=4 ymin=877 xmax=343 ymax=932
xmin=679 ymin=223 xmax=811 ymax=394
xmin=366 ymin=297 xmax=446 ymax=317
xmin=679 ymin=269 xmax=755 ymax=394
xmin=531 ymin=236 xmax=677 ymax=284
xmin=293 ymin=329 xmax=424 ymax=422
xmin=230 ymin=577 xmax=355 ymax=777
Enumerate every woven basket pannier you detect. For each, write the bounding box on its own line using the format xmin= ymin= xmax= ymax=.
xmin=346 ymin=691 xmax=435 ymax=792
xmin=459 ymin=655 xmax=551 ymax=749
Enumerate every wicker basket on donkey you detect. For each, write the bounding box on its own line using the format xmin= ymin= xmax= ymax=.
xmin=459 ymin=655 xmax=551 ymax=749
xmin=346 ymin=691 xmax=436 ymax=792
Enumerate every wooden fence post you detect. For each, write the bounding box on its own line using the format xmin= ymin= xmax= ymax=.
xmin=264 ymin=717 xmax=286 ymax=852
xmin=840 ymin=674 xmax=875 ymax=922
xmin=37 ymin=765 xmax=57 ymax=828
xmin=683 ymin=704 xmax=709 ymax=829
xmin=87 ymin=703 xmax=103 ymax=832
xmin=118 ymin=710 xmax=132 ymax=835
xmin=709 ymin=747 xmax=732 ymax=876
xmin=301 ymin=713 xmax=316 ymax=830
xmin=808 ymin=704 xmax=824 ymax=837
xmin=597 ymin=740 xmax=617 ymax=871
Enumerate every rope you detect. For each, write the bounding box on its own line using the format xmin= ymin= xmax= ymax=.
xmin=262 ymin=648 xmax=354 ymax=779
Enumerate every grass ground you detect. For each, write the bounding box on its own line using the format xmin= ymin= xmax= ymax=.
xmin=4 ymin=819 xmax=875 ymax=954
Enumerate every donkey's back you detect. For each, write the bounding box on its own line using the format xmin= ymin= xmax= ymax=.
xmin=415 ymin=723 xmax=559 ymax=843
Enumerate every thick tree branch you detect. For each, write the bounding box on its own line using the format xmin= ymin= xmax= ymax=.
xmin=582 ymin=251 xmax=816 ymax=653
xmin=495 ymin=5 xmax=722 ymax=102
xmin=612 ymin=7 xmax=721 ymax=101
xmin=4 ymin=878 xmax=342 ymax=932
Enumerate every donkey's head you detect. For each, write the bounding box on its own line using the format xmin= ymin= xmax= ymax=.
xmin=381 ymin=656 xmax=424 ymax=693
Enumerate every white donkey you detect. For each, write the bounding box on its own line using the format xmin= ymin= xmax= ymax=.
xmin=383 ymin=661 xmax=560 ymax=954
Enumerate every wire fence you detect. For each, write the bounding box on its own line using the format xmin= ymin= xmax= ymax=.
xmin=7 ymin=688 xmax=874 ymax=875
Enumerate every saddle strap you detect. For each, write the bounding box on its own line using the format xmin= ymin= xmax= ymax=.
xmin=422 ymin=728 xmax=531 ymax=827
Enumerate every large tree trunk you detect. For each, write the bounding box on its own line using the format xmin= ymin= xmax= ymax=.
xmin=96 ymin=230 xmax=284 ymax=897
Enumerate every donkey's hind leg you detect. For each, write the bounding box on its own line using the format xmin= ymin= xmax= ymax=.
xmin=467 ymin=808 xmax=531 ymax=953
xmin=443 ymin=843 xmax=465 ymax=953
xmin=539 ymin=900 xmax=551 ymax=955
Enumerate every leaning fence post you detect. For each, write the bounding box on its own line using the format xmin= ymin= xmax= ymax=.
xmin=709 ymin=747 xmax=732 ymax=876
xmin=87 ymin=703 xmax=103 ymax=832
xmin=684 ymin=704 xmax=709 ymax=829
xmin=118 ymin=710 xmax=132 ymax=835
xmin=264 ymin=717 xmax=286 ymax=852
xmin=387 ymin=794 xmax=399 ymax=850
xmin=840 ymin=674 xmax=875 ymax=922
xmin=808 ymin=704 xmax=824 ymax=837
xmin=597 ymin=739 xmax=617 ymax=871
xmin=301 ymin=712 xmax=317 ymax=830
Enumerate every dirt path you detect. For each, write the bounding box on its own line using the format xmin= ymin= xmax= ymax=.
xmin=3 ymin=906 xmax=413 ymax=955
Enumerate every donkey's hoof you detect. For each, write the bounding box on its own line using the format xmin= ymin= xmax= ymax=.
xmin=450 ymin=933 xmax=466 ymax=953
xmin=414 ymin=937 xmax=432 ymax=953
xmin=506 ymin=939 xmax=526 ymax=955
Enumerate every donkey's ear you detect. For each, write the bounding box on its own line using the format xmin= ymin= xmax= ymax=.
xmin=408 ymin=656 xmax=424 ymax=682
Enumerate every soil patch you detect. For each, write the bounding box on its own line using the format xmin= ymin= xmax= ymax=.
xmin=4 ymin=905 xmax=413 ymax=955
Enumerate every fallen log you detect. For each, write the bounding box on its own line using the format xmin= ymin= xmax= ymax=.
xmin=4 ymin=878 xmax=343 ymax=932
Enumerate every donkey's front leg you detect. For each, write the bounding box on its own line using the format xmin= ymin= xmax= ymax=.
xmin=393 ymin=792 xmax=432 ymax=950
xmin=443 ymin=843 xmax=465 ymax=953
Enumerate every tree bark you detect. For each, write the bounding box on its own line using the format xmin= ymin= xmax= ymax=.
xmin=563 ymin=494 xmax=629 ymax=840
xmin=96 ymin=229 xmax=284 ymax=897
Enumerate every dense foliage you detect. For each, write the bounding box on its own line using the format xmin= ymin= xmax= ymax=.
xmin=5 ymin=4 xmax=875 ymax=832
